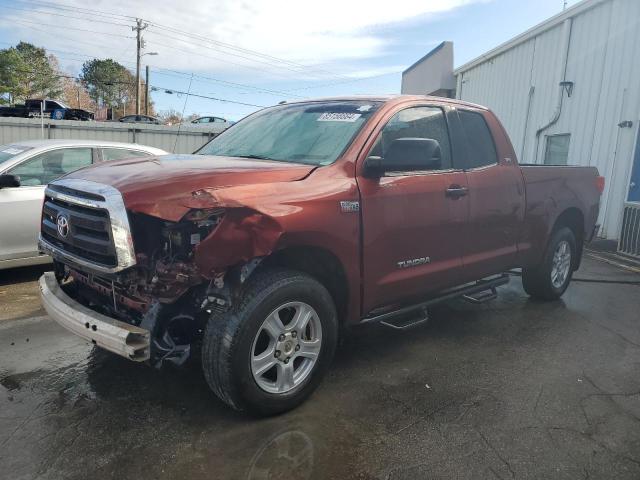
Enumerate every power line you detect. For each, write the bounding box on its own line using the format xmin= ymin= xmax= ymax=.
xmin=6 ymin=18 xmax=135 ymax=38
xmin=150 ymin=85 xmax=266 ymax=108
xmin=287 ymin=70 xmax=403 ymax=91
xmin=145 ymin=23 xmax=350 ymax=81
xmin=2 ymin=4 xmax=391 ymax=94
xmin=0 ymin=3 xmax=131 ymax=27
xmin=151 ymin=68 xmax=303 ymax=99
xmin=4 ymin=1 xmax=347 ymax=82
xmin=15 ymin=0 xmax=137 ymax=21
xmin=144 ymin=28 xmax=339 ymax=81
xmin=7 ymin=17 xmax=133 ymax=39
xmin=144 ymin=35 xmax=310 ymax=82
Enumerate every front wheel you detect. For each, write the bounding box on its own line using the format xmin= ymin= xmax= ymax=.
xmin=522 ymin=226 xmax=577 ymax=300
xmin=202 ymin=268 xmax=338 ymax=415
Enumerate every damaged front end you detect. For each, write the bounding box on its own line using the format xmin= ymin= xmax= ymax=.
xmin=47 ymin=189 xmax=279 ymax=368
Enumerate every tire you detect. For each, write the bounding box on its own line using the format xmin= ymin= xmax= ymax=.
xmin=202 ymin=268 xmax=338 ymax=416
xmin=522 ymin=226 xmax=577 ymax=300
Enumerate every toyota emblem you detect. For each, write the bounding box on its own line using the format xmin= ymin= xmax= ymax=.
xmin=56 ymin=213 xmax=69 ymax=238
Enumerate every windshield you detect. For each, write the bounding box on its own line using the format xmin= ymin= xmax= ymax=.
xmin=0 ymin=145 xmax=32 ymax=169
xmin=196 ymin=101 xmax=381 ymax=165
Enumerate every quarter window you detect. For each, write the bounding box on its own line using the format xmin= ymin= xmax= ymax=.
xmin=8 ymin=148 xmax=93 ymax=186
xmin=458 ymin=110 xmax=498 ymax=168
xmin=370 ymin=106 xmax=452 ymax=170
xmin=102 ymin=148 xmax=151 ymax=161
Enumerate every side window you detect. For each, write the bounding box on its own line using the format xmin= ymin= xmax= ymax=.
xmin=458 ymin=110 xmax=498 ymax=168
xmin=370 ymin=106 xmax=452 ymax=170
xmin=8 ymin=148 xmax=93 ymax=186
xmin=102 ymin=148 xmax=151 ymax=161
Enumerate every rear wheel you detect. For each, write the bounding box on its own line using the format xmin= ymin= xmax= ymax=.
xmin=522 ymin=227 xmax=576 ymax=300
xmin=201 ymin=268 xmax=338 ymax=415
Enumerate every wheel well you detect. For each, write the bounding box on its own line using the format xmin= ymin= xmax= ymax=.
xmin=552 ymin=208 xmax=585 ymax=268
xmin=260 ymin=247 xmax=349 ymax=323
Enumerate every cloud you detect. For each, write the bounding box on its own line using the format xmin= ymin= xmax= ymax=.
xmin=1 ymin=0 xmax=482 ymax=80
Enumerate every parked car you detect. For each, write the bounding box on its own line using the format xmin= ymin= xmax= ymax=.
xmin=0 ymin=99 xmax=94 ymax=121
xmin=118 ymin=115 xmax=161 ymax=124
xmin=38 ymin=96 xmax=603 ymax=415
xmin=0 ymin=140 xmax=167 ymax=269
xmin=186 ymin=116 xmax=230 ymax=126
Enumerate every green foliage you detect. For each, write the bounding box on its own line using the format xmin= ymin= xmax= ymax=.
xmin=79 ymin=59 xmax=136 ymax=108
xmin=0 ymin=42 xmax=62 ymax=104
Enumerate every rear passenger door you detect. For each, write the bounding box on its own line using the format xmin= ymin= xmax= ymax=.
xmin=359 ymin=105 xmax=469 ymax=313
xmin=455 ymin=108 xmax=525 ymax=282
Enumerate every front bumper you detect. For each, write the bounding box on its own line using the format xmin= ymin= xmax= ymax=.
xmin=39 ymin=272 xmax=150 ymax=361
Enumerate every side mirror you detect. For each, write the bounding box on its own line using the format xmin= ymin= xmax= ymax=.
xmin=0 ymin=174 xmax=20 ymax=189
xmin=364 ymin=138 xmax=442 ymax=177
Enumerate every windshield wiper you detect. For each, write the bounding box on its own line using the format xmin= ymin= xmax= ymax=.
xmin=233 ymin=154 xmax=279 ymax=161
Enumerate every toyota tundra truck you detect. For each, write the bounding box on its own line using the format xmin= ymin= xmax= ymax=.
xmin=38 ymin=95 xmax=603 ymax=415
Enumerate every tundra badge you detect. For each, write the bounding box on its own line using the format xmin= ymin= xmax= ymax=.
xmin=397 ymin=257 xmax=431 ymax=269
xmin=340 ymin=201 xmax=360 ymax=213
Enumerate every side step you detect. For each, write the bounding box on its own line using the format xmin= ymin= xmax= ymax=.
xmin=462 ymin=287 xmax=498 ymax=304
xmin=362 ymin=274 xmax=509 ymax=328
xmin=380 ymin=308 xmax=429 ymax=331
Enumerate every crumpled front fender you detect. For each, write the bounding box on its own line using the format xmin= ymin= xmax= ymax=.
xmin=193 ymin=207 xmax=283 ymax=276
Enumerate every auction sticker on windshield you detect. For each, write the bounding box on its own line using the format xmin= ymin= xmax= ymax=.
xmin=317 ymin=112 xmax=362 ymax=122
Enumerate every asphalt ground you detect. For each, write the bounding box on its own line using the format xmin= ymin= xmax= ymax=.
xmin=0 ymin=255 xmax=639 ymax=480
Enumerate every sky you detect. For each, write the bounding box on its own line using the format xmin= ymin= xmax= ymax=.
xmin=0 ymin=0 xmax=581 ymax=120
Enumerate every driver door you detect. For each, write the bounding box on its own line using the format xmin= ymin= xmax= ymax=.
xmin=0 ymin=147 xmax=93 ymax=261
xmin=358 ymin=105 xmax=469 ymax=314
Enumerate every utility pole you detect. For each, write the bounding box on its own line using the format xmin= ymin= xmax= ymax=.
xmin=133 ymin=18 xmax=147 ymax=115
xmin=145 ymin=65 xmax=150 ymax=116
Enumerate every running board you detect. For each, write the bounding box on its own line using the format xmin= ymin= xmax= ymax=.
xmin=462 ymin=287 xmax=498 ymax=304
xmin=361 ymin=274 xmax=509 ymax=327
xmin=380 ymin=308 xmax=429 ymax=331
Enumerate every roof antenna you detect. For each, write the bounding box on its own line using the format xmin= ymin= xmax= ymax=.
xmin=563 ymin=0 xmax=568 ymax=10
xmin=173 ymin=73 xmax=194 ymax=154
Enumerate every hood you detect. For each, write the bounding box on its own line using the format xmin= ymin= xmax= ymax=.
xmin=65 ymin=154 xmax=316 ymax=220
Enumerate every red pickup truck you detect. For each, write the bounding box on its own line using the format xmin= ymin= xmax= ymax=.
xmin=38 ymin=95 xmax=603 ymax=415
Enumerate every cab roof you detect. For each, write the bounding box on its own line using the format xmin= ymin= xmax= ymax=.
xmin=284 ymin=94 xmax=488 ymax=110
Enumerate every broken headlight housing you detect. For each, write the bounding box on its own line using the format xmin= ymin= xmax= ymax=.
xmin=161 ymin=208 xmax=225 ymax=258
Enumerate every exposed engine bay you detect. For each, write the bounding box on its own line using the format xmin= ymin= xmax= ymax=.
xmin=56 ymin=207 xmax=263 ymax=367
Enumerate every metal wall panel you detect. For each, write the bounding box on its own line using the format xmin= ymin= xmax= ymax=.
xmin=456 ymin=0 xmax=640 ymax=239
xmin=0 ymin=117 xmax=221 ymax=154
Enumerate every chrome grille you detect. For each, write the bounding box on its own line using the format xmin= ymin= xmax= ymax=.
xmin=618 ymin=203 xmax=640 ymax=258
xmin=39 ymin=179 xmax=137 ymax=274
xmin=42 ymin=195 xmax=117 ymax=267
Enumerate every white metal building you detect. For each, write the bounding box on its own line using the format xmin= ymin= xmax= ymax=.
xmin=402 ymin=0 xmax=640 ymax=255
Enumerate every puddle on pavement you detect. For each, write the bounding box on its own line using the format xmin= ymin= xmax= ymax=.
xmin=3 ymin=273 xmax=640 ymax=479
xmin=0 ymin=342 xmax=373 ymax=480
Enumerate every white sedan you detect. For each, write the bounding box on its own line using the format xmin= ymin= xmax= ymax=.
xmin=0 ymin=139 xmax=167 ymax=270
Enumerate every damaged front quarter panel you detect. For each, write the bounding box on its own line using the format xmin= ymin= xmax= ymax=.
xmin=177 ymin=187 xmax=286 ymax=278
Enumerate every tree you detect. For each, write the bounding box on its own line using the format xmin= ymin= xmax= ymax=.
xmin=158 ymin=108 xmax=184 ymax=125
xmin=79 ymin=59 xmax=154 ymax=118
xmin=0 ymin=42 xmax=62 ymax=103
xmin=61 ymin=77 xmax=96 ymax=111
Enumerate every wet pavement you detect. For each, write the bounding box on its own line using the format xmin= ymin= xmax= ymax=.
xmin=1 ymin=257 xmax=640 ymax=479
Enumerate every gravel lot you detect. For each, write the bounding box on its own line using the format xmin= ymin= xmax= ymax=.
xmin=1 ymin=255 xmax=639 ymax=480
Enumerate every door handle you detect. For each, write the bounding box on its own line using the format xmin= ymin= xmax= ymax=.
xmin=445 ymin=185 xmax=469 ymax=198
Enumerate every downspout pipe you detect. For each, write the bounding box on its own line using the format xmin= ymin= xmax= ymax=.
xmin=534 ymin=18 xmax=572 ymax=163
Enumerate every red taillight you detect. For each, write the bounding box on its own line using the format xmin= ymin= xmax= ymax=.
xmin=596 ymin=176 xmax=605 ymax=194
